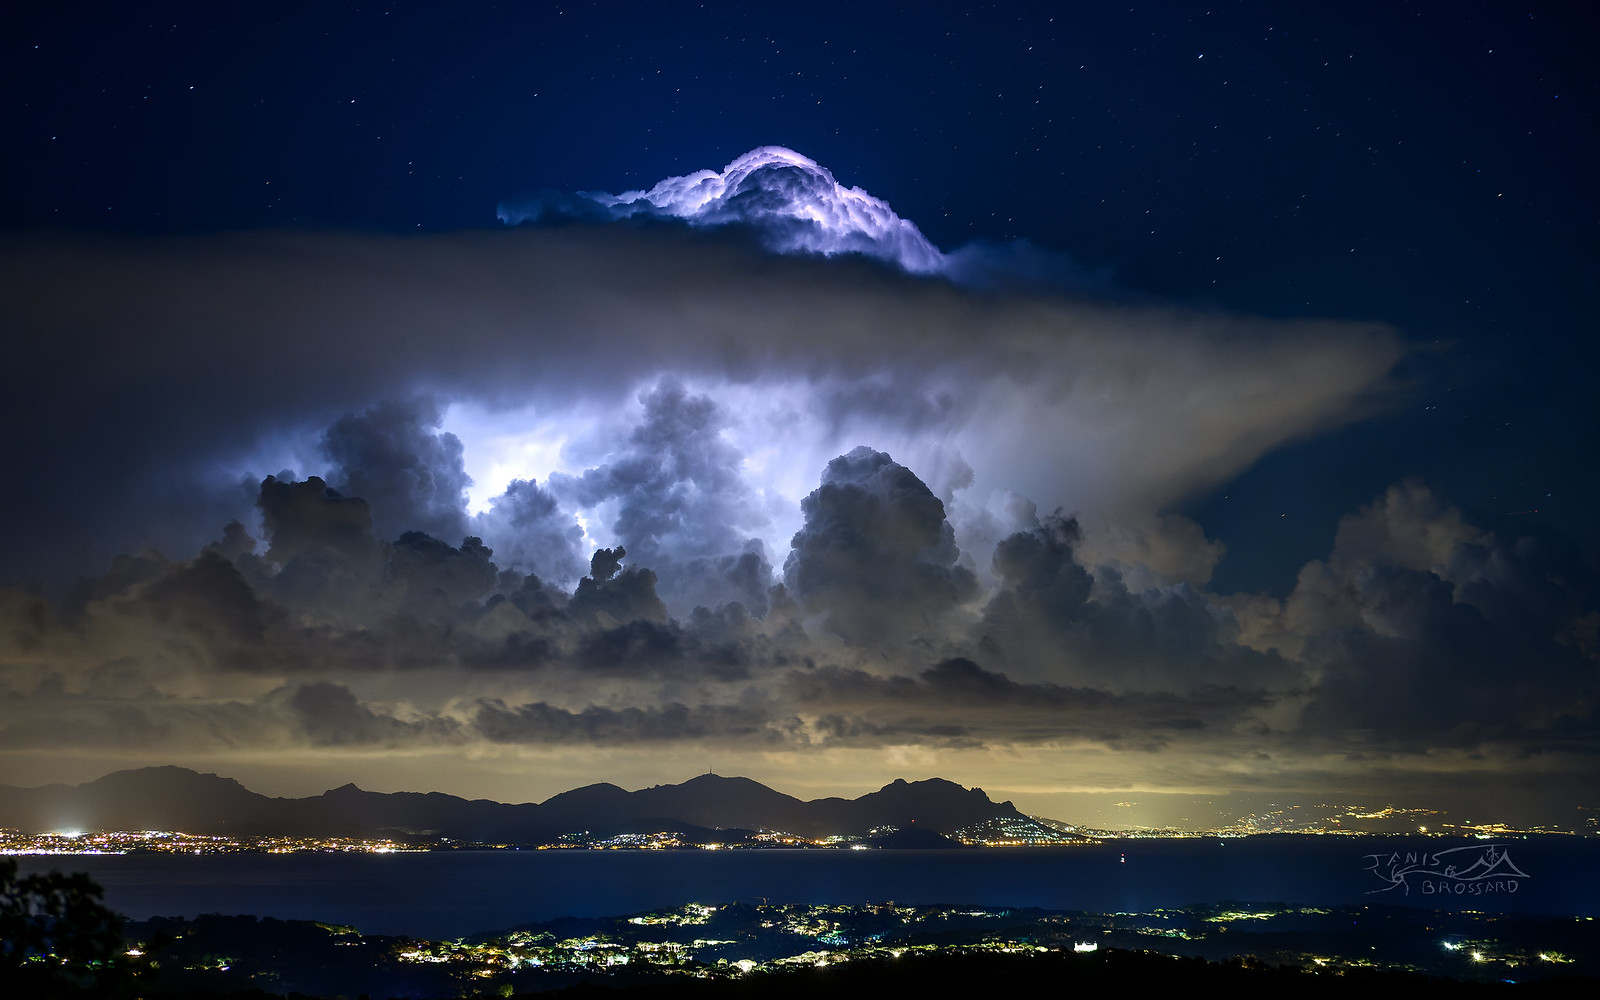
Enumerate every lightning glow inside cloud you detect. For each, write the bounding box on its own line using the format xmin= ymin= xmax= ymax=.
xmin=479 ymin=150 xmax=1405 ymax=580
xmin=4 ymin=147 xmax=1592 ymax=819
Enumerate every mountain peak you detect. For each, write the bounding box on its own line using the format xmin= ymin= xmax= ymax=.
xmin=0 ymin=767 xmax=1027 ymax=840
xmin=879 ymin=776 xmax=965 ymax=793
xmin=86 ymin=765 xmax=248 ymax=793
xmin=680 ymin=773 xmax=761 ymax=787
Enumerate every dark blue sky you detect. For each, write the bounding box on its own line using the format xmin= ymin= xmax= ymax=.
xmin=7 ymin=1 xmax=1593 ymax=593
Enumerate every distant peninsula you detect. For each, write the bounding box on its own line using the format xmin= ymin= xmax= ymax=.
xmin=0 ymin=766 xmax=1075 ymax=848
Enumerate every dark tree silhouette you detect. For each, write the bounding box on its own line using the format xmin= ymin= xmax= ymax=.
xmin=0 ymin=857 xmax=129 ymax=997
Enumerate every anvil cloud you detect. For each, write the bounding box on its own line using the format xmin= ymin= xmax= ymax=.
xmin=1 ymin=150 xmax=1593 ymax=823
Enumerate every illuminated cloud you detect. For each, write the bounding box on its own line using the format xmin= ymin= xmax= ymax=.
xmin=4 ymin=148 xmax=1592 ymax=816
xmin=0 ymin=222 xmax=1406 ymax=599
xmin=503 ymin=146 xmax=947 ymax=275
xmin=783 ymin=446 xmax=976 ymax=645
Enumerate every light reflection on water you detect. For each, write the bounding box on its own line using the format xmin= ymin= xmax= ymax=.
xmin=17 ymin=838 xmax=1596 ymax=939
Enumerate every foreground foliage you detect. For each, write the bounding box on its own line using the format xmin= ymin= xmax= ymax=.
xmin=0 ymin=856 xmax=135 ymax=997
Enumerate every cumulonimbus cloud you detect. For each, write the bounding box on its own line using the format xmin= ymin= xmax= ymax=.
xmin=9 ymin=149 xmax=1586 ymax=813
xmin=0 ymin=222 xmax=1407 ymax=591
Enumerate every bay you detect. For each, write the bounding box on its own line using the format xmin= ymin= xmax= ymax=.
xmin=17 ymin=836 xmax=1598 ymax=939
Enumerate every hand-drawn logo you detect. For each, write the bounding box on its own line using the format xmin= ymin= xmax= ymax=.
xmin=1361 ymin=843 xmax=1530 ymax=897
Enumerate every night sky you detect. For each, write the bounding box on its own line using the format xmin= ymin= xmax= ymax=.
xmin=1 ymin=1 xmax=1595 ymax=829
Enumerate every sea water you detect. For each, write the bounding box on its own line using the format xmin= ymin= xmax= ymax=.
xmin=17 ymin=836 xmax=1598 ymax=939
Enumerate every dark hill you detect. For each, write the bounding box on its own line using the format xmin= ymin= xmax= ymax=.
xmin=0 ymin=765 xmax=283 ymax=834
xmin=628 ymin=774 xmax=813 ymax=832
xmin=866 ymin=827 xmax=963 ymax=849
xmin=0 ymin=767 xmax=1026 ymax=843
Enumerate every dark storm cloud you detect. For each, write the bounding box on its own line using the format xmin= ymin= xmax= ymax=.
xmin=784 ymin=658 xmax=1259 ymax=750
xmin=0 ymin=677 xmax=463 ymax=753
xmin=0 ymin=223 xmax=1404 ymax=591
xmin=387 ymin=532 xmax=498 ymax=622
xmin=975 ymin=512 xmax=1292 ymax=692
xmin=473 ymin=698 xmax=790 ymax=746
xmin=22 ymin=493 xmax=764 ymax=688
xmin=0 ymin=474 xmax=1593 ymax=777
xmin=257 ymin=476 xmax=379 ymax=566
xmin=307 ymin=394 xmax=595 ymax=591
xmin=288 ymin=681 xmax=462 ymax=747
xmin=1279 ymin=483 xmax=1600 ymax=751
xmin=782 ymin=447 xmax=977 ymax=643
xmin=321 ymin=397 xmax=473 ymax=544
xmin=0 ymin=696 xmax=278 ymax=753
xmin=981 ymin=513 xmax=1094 ymax=635
xmin=134 ymin=549 xmax=273 ymax=649
xmin=567 ymin=547 xmax=668 ymax=627
xmin=251 ymin=476 xmax=388 ymax=625
xmin=473 ymin=478 xmax=587 ymax=586
xmin=548 ymin=380 xmax=774 ymax=615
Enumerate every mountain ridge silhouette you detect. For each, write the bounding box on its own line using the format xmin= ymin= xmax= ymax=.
xmin=0 ymin=766 xmax=1026 ymax=842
